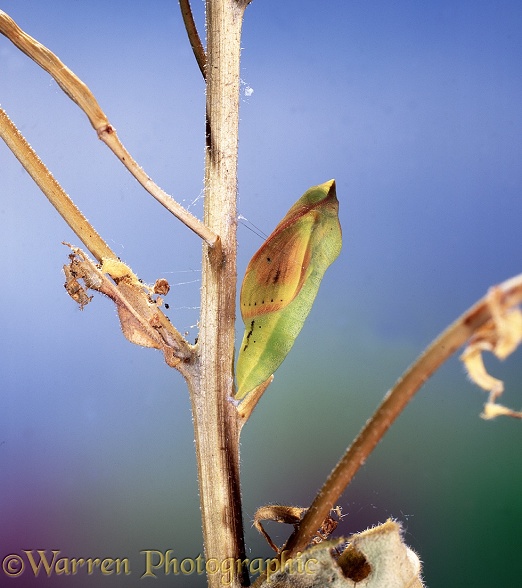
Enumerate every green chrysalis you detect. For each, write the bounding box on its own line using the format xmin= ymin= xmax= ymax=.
xmin=235 ymin=179 xmax=342 ymax=399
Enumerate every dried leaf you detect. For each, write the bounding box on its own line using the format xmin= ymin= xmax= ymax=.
xmin=481 ymin=402 xmax=522 ymax=420
xmin=63 ymin=245 xmax=192 ymax=369
xmin=63 ymin=263 xmax=92 ymax=309
xmin=253 ymin=504 xmax=342 ymax=553
xmin=153 ymin=278 xmax=170 ymax=295
xmin=255 ymin=520 xmax=423 ymax=588
xmin=460 ymin=286 xmax=522 ymax=418
xmin=254 ymin=505 xmax=307 ymax=552
xmin=337 ymin=520 xmax=423 ymax=588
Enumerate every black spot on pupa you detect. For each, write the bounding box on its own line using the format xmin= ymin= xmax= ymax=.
xmin=242 ymin=320 xmax=255 ymax=351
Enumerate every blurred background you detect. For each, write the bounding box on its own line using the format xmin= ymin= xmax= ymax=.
xmin=1 ymin=1 xmax=521 ymax=586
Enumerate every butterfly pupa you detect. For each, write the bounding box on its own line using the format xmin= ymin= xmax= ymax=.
xmin=235 ymin=179 xmax=342 ymax=399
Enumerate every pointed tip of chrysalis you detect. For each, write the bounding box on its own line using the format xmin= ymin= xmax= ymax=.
xmin=297 ymin=179 xmax=338 ymax=210
xmin=320 ymin=179 xmax=336 ymax=195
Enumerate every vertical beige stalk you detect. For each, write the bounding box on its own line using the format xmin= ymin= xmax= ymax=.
xmin=190 ymin=1 xmax=250 ymax=587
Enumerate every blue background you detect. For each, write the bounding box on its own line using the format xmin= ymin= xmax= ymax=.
xmin=1 ymin=1 xmax=522 ymax=586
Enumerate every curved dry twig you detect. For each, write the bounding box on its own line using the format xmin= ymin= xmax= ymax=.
xmin=283 ymin=273 xmax=522 ymax=557
xmin=179 ymin=0 xmax=207 ymax=79
xmin=0 ymin=10 xmax=218 ymax=248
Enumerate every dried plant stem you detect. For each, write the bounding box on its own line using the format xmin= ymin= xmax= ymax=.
xmin=179 ymin=0 xmax=207 ymax=79
xmin=187 ymin=1 xmax=251 ymax=587
xmin=98 ymin=129 xmax=219 ymax=248
xmin=283 ymin=273 xmax=522 ymax=557
xmin=0 ymin=10 xmax=217 ymax=248
xmin=0 ymin=107 xmax=114 ymax=262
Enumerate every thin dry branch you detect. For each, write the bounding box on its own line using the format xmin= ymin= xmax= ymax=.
xmin=0 ymin=9 xmax=218 ymax=248
xmin=179 ymin=0 xmax=207 ymax=79
xmin=0 ymin=107 xmax=114 ymax=263
xmin=282 ymin=273 xmax=522 ymax=557
xmin=0 ymin=103 xmax=192 ymax=371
